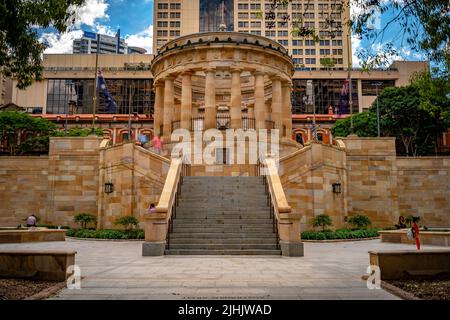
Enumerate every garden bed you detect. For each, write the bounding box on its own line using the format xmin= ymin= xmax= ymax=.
xmin=66 ymin=229 xmax=144 ymax=240
xmin=301 ymin=229 xmax=381 ymax=241
xmin=0 ymin=279 xmax=63 ymax=300
xmin=386 ymin=278 xmax=450 ymax=300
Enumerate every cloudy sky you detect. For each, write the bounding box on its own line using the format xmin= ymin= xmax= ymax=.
xmin=39 ymin=0 xmax=423 ymax=67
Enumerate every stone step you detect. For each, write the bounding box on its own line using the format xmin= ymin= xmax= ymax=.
xmin=168 ymin=238 xmax=278 ymax=245
xmin=165 ymin=249 xmax=282 ymax=256
xmin=177 ymin=206 xmax=269 ymax=211
xmin=166 ymin=244 xmax=280 ymax=250
xmin=170 ymin=233 xmax=276 ymax=239
xmin=172 ymin=226 xmax=275 ymax=233
xmin=173 ymin=219 xmax=273 ymax=225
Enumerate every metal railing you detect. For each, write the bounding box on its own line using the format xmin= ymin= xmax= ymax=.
xmin=191 ymin=116 xmax=204 ymax=132
xmin=242 ymin=117 xmax=256 ymax=131
xmin=166 ymin=161 xmax=191 ymax=250
xmin=256 ymin=159 xmax=280 ymax=251
xmin=216 ymin=114 xmax=231 ymax=130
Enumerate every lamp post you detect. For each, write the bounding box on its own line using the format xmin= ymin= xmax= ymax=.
xmin=372 ymin=82 xmax=383 ymax=137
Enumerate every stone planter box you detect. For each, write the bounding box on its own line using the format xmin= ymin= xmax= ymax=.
xmin=379 ymin=229 xmax=450 ymax=247
xmin=0 ymin=250 xmax=76 ymax=282
xmin=369 ymin=250 xmax=450 ymax=280
xmin=0 ymin=228 xmax=66 ymax=244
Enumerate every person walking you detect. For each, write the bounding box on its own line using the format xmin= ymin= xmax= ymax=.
xmin=412 ymin=217 xmax=421 ymax=250
xmin=152 ymin=135 xmax=163 ymax=155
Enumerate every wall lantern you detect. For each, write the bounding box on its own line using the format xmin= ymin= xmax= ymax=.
xmin=332 ymin=183 xmax=342 ymax=194
xmin=104 ymin=182 xmax=114 ymax=194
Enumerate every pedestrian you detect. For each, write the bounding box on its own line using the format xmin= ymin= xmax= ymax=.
xmin=26 ymin=214 xmax=37 ymax=228
xmin=152 ymin=135 xmax=163 ymax=155
xmin=147 ymin=203 xmax=156 ymax=214
xmin=412 ymin=217 xmax=421 ymax=250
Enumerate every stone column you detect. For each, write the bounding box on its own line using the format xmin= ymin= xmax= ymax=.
xmin=153 ymin=81 xmax=164 ymax=137
xmin=181 ymin=71 xmax=193 ymax=131
xmin=271 ymin=76 xmax=283 ymax=130
xmin=204 ymin=68 xmax=217 ymax=130
xmin=163 ymin=75 xmax=175 ymax=140
xmin=230 ymin=68 xmax=242 ymax=129
xmin=282 ymin=81 xmax=293 ymax=138
xmin=254 ymin=71 xmax=266 ymax=130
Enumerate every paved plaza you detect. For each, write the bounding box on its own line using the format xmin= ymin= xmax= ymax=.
xmin=1 ymin=239 xmax=447 ymax=300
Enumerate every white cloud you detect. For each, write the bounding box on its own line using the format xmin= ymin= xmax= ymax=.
xmin=40 ymin=30 xmax=84 ymax=54
xmin=125 ymin=25 xmax=153 ymax=54
xmin=71 ymin=0 xmax=109 ymax=27
xmin=351 ymin=35 xmax=362 ymax=67
xmin=40 ymin=0 xmax=110 ymax=54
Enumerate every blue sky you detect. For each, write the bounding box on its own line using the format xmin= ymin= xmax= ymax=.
xmin=40 ymin=0 xmax=424 ymax=67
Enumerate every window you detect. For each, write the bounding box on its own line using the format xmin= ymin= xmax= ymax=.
xmin=265 ymin=30 xmax=276 ymax=37
xmin=170 ymin=12 xmax=180 ymax=19
xmin=157 ymin=21 xmax=168 ymax=27
xmin=238 ymin=3 xmax=248 ymax=10
xmin=158 ymin=3 xmax=168 ymax=10
xmin=278 ymin=40 xmax=288 ymax=46
xmin=305 ymin=40 xmax=315 ymax=46
xmin=332 ymin=40 xmax=343 ymax=46
xmin=332 ymin=49 xmax=343 ymax=55
xmin=361 ymin=80 xmax=396 ymax=96
xmin=293 ymin=58 xmax=303 ymax=65
xmin=157 ymin=12 xmax=168 ymax=19
xmin=305 ymin=49 xmax=316 ymax=55
xmin=170 ymin=21 xmax=181 ymax=28
xmin=46 ymin=79 xmax=154 ymax=115
xmin=293 ymin=49 xmax=303 ymax=55
xmin=170 ymin=30 xmax=180 ymax=37
xmin=170 ymin=3 xmax=181 ymax=10
xmin=292 ymin=40 xmax=303 ymax=46
xmin=250 ymin=21 xmax=261 ymax=28
xmin=320 ymin=40 xmax=330 ymax=46
xmin=250 ymin=4 xmax=260 ymax=10
xmin=278 ymin=30 xmax=288 ymax=37
xmin=157 ymin=30 xmax=168 ymax=37
xmin=320 ymin=49 xmax=330 ymax=55
xmin=238 ymin=12 xmax=248 ymax=19
xmin=238 ymin=21 xmax=249 ymax=28
xmin=250 ymin=30 xmax=261 ymax=35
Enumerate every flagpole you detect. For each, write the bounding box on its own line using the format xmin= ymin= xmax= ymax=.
xmin=346 ymin=0 xmax=354 ymax=134
xmin=92 ymin=34 xmax=100 ymax=133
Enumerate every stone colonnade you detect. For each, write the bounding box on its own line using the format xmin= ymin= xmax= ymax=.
xmin=153 ymin=68 xmax=293 ymax=140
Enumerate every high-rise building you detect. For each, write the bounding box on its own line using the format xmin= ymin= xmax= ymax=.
xmin=73 ymin=31 xmax=147 ymax=55
xmin=153 ymin=0 xmax=350 ymax=70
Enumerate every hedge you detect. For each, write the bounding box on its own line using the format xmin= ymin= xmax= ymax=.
xmin=66 ymin=229 xmax=144 ymax=240
xmin=301 ymin=228 xmax=380 ymax=241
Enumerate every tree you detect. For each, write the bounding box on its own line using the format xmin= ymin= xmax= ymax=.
xmin=0 ymin=0 xmax=86 ymax=89
xmin=74 ymin=213 xmax=97 ymax=229
xmin=262 ymin=1 xmax=449 ymax=68
xmin=114 ymin=216 xmax=140 ymax=232
xmin=331 ymin=73 xmax=450 ymax=156
xmin=347 ymin=215 xmax=372 ymax=230
xmin=311 ymin=214 xmax=333 ymax=232
xmin=55 ymin=127 xmax=104 ymax=137
xmin=0 ymin=111 xmax=57 ymax=156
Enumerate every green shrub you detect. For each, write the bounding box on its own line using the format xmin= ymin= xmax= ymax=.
xmin=66 ymin=229 xmax=144 ymax=240
xmin=74 ymin=213 xmax=97 ymax=229
xmin=347 ymin=215 xmax=372 ymax=229
xmin=301 ymin=229 xmax=380 ymax=241
xmin=311 ymin=214 xmax=333 ymax=232
xmin=114 ymin=216 xmax=140 ymax=231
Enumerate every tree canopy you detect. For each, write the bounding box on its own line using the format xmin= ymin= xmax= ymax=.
xmin=331 ymin=72 xmax=450 ymax=156
xmin=0 ymin=0 xmax=85 ymax=89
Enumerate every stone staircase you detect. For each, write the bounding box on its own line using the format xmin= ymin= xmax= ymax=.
xmin=165 ymin=176 xmax=281 ymax=255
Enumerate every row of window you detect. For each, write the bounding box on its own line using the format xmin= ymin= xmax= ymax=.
xmin=157 ymin=3 xmax=181 ymax=10
xmin=293 ymin=58 xmax=317 ymax=65
xmin=157 ymin=12 xmax=181 ymax=19
xmin=156 ymin=30 xmax=180 ymax=37
xmin=157 ymin=21 xmax=181 ymax=28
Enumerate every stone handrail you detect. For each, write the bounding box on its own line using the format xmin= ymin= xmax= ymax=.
xmin=262 ymin=156 xmax=303 ymax=256
xmin=143 ymin=157 xmax=183 ymax=249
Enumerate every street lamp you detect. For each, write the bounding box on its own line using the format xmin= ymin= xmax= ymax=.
xmin=372 ymin=82 xmax=383 ymax=137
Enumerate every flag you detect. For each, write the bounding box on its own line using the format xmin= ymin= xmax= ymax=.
xmin=97 ymin=70 xmax=117 ymax=113
xmin=339 ymin=79 xmax=350 ymax=115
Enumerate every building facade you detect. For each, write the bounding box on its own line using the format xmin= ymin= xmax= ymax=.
xmin=73 ymin=31 xmax=147 ymax=55
xmin=153 ymin=0 xmax=351 ymax=71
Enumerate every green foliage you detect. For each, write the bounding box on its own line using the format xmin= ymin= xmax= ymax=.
xmin=331 ymin=73 xmax=450 ymax=156
xmin=55 ymin=127 xmax=104 ymax=137
xmin=114 ymin=216 xmax=140 ymax=232
xmin=73 ymin=213 xmax=97 ymax=230
xmin=0 ymin=112 xmax=57 ymax=156
xmin=331 ymin=111 xmax=378 ymax=138
xmin=302 ymin=229 xmax=380 ymax=241
xmin=0 ymin=0 xmax=86 ymax=89
xmin=311 ymin=214 xmax=333 ymax=232
xmin=66 ymin=229 xmax=144 ymax=240
xmin=347 ymin=215 xmax=372 ymax=229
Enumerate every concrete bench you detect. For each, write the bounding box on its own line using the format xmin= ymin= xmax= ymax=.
xmin=369 ymin=250 xmax=450 ymax=280
xmin=0 ymin=250 xmax=77 ymax=282
xmin=0 ymin=228 xmax=66 ymax=244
